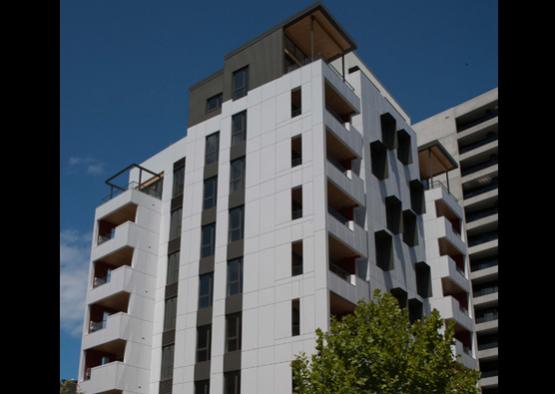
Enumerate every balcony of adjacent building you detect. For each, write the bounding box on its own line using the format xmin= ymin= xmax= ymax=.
xmin=478 ymin=359 xmax=498 ymax=389
xmin=472 ymin=278 xmax=498 ymax=309
xmin=452 ymin=323 xmax=477 ymax=370
xmin=475 ymin=305 xmax=498 ymax=333
xmin=282 ymin=5 xmax=360 ymax=108
xmin=464 ymin=197 xmax=498 ymax=232
xmin=460 ymin=150 xmax=498 ymax=185
xmin=467 ymin=221 xmax=497 ymax=256
xmin=457 ymin=122 xmax=498 ymax=155
xmin=418 ymin=139 xmax=460 ymax=205
xmin=455 ymin=100 xmax=498 ymax=133
xmin=470 ymin=252 xmax=498 ymax=282
xmin=476 ymin=331 xmax=498 ymax=362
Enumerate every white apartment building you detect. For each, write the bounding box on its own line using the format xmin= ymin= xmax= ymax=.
xmin=78 ymin=4 xmax=478 ymax=394
xmin=414 ymin=88 xmax=498 ymax=393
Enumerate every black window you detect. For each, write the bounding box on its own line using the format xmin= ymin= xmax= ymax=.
xmin=231 ymin=111 xmax=247 ymax=145
xmin=205 ymin=132 xmax=220 ymax=165
xmin=291 ymin=87 xmax=302 ymax=117
xmin=198 ymin=273 xmax=214 ymax=309
xmin=163 ymin=297 xmax=177 ymax=331
xmin=172 ymin=165 xmax=185 ymax=198
xmin=228 ymin=206 xmax=244 ymax=242
xmin=292 ymin=187 xmax=303 ymax=219
xmin=160 ymin=344 xmax=174 ymax=381
xmin=230 ymin=157 xmax=246 ymax=193
xmin=224 ymin=371 xmax=241 ymax=394
xmin=397 ymin=129 xmax=412 ymax=165
xmin=201 ymin=223 xmax=216 ymax=257
xmin=232 ymin=66 xmax=249 ymax=99
xmin=196 ymin=324 xmax=212 ymax=362
xmin=292 ymin=298 xmax=300 ymax=336
xmin=292 ymin=240 xmax=303 ymax=276
xmin=402 ymin=210 xmax=418 ymax=246
xmin=291 ymin=135 xmax=302 ymax=167
xmin=203 ymin=176 xmax=218 ymax=210
xmin=370 ymin=141 xmax=388 ymax=180
xmin=227 ymin=258 xmax=243 ymax=296
xmin=206 ymin=93 xmax=222 ymax=114
xmin=169 ymin=208 xmax=182 ymax=240
xmin=195 ymin=380 xmax=210 ymax=394
xmin=226 ymin=313 xmax=242 ymax=352
xmin=166 ymin=252 xmax=180 ymax=285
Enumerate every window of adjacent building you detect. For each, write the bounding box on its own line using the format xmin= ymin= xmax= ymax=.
xmin=375 ymin=230 xmax=393 ymax=271
xmin=200 ymin=223 xmax=216 ymax=258
xmin=206 ymin=93 xmax=223 ymax=114
xmin=292 ymin=298 xmax=300 ymax=336
xmin=397 ymin=129 xmax=412 ymax=165
xmin=224 ymin=371 xmax=241 ymax=394
xmin=227 ymin=258 xmax=243 ymax=296
xmin=198 ymin=272 xmax=214 ymax=309
xmin=415 ymin=262 xmax=432 ymax=298
xmin=291 ymin=87 xmax=302 ymax=117
xmin=292 ymin=240 xmax=303 ymax=276
xmin=172 ymin=165 xmax=185 ymax=198
xmin=229 ymin=157 xmax=246 ymax=193
xmin=169 ymin=208 xmax=182 ymax=240
xmin=225 ymin=313 xmax=242 ymax=352
xmin=380 ymin=112 xmax=397 ymax=149
xmin=166 ymin=252 xmax=180 ymax=285
xmin=196 ymin=324 xmax=212 ymax=362
xmin=195 ymin=380 xmax=210 ymax=394
xmin=409 ymin=179 xmax=425 ymax=215
xmin=228 ymin=206 xmax=244 ymax=242
xmin=160 ymin=344 xmax=174 ymax=381
xmin=291 ymin=135 xmax=302 ymax=167
xmin=203 ymin=176 xmax=218 ymax=210
xmin=231 ymin=111 xmax=247 ymax=145
xmin=205 ymin=132 xmax=220 ymax=165
xmin=408 ymin=298 xmax=423 ymax=324
xmin=292 ymin=186 xmax=303 ymax=220
xmin=385 ymin=195 xmax=402 ymax=234
xmin=370 ymin=141 xmax=388 ymax=180
xmin=402 ymin=210 xmax=418 ymax=247
xmin=163 ymin=297 xmax=177 ymax=331
xmin=232 ymin=66 xmax=249 ymax=99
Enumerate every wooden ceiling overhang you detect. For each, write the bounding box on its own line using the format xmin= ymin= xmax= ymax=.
xmin=418 ymin=140 xmax=459 ymax=179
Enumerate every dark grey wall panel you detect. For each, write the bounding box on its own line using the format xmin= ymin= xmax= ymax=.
xmin=189 ymin=71 xmax=224 ymax=127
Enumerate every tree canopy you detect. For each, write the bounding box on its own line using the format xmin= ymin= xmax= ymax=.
xmin=291 ymin=289 xmax=480 ymax=394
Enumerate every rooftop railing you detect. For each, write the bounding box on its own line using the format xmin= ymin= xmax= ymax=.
xmin=102 ymin=164 xmax=163 ymax=203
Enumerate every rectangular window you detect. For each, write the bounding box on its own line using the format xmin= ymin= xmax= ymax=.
xmin=232 ymin=66 xmax=249 ymax=99
xmin=292 ymin=240 xmax=303 ymax=276
xmin=163 ymin=297 xmax=177 ymax=331
xmin=292 ymin=298 xmax=300 ymax=336
xmin=169 ymin=208 xmax=182 ymax=240
xmin=228 ymin=206 xmax=244 ymax=242
xmin=224 ymin=371 xmax=241 ymax=394
xmin=195 ymin=380 xmax=210 ymax=394
xmin=160 ymin=344 xmax=174 ymax=380
xmin=166 ymin=253 xmax=180 ymax=285
xmin=231 ymin=111 xmax=247 ymax=145
xmin=201 ymin=223 xmax=216 ymax=258
xmin=205 ymin=132 xmax=220 ymax=165
xmin=292 ymin=186 xmax=303 ymax=220
xmin=203 ymin=176 xmax=218 ymax=210
xmin=227 ymin=258 xmax=243 ymax=296
xmin=198 ymin=272 xmax=214 ymax=309
xmin=291 ymin=135 xmax=302 ymax=167
xmin=172 ymin=165 xmax=185 ymax=198
xmin=206 ymin=93 xmax=222 ymax=114
xmin=196 ymin=324 xmax=212 ymax=362
xmin=229 ymin=157 xmax=246 ymax=193
xmin=291 ymin=87 xmax=302 ymax=117
xmin=225 ymin=313 xmax=242 ymax=352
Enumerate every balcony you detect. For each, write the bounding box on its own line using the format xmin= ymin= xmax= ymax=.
xmin=467 ymin=230 xmax=497 ymax=248
xmin=433 ymin=255 xmax=470 ymax=293
xmin=456 ymin=102 xmax=498 ymax=132
xmin=465 ymin=205 xmax=498 ymax=223
xmin=328 ymin=267 xmax=369 ymax=307
xmin=458 ymin=130 xmax=498 ymax=155
xmin=327 ymin=212 xmax=367 ymax=258
xmin=83 ymin=312 xmax=151 ymax=351
xmin=80 ymin=361 xmax=149 ymax=394
xmin=102 ymin=163 xmax=163 ymax=203
xmin=430 ymin=296 xmax=473 ymax=332
xmin=329 ymin=290 xmax=357 ymax=322
xmin=437 ymin=217 xmax=467 ymax=257
xmin=454 ymin=339 xmax=477 ymax=370
xmin=326 ymin=160 xmax=365 ymax=207
xmin=463 ymin=175 xmax=498 ymax=200
xmin=92 ymin=221 xmax=158 ymax=263
xmin=88 ymin=264 xmax=136 ymax=305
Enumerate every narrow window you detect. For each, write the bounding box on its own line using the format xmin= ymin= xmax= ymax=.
xmin=196 ymin=324 xmax=212 ymax=362
xmin=229 ymin=157 xmax=246 ymax=193
xmin=227 ymin=258 xmax=243 ymax=296
xmin=163 ymin=297 xmax=177 ymax=331
xmin=291 ymin=135 xmax=302 ymax=167
xmin=380 ymin=112 xmax=397 ymax=149
xmin=172 ymin=165 xmax=185 ymax=198
xmin=397 ymin=129 xmax=412 ymax=165
xmin=228 ymin=206 xmax=244 ymax=242
xmin=166 ymin=252 xmax=180 ymax=285
xmin=292 ymin=240 xmax=303 ymax=276
xmin=206 ymin=93 xmax=222 ymax=114
xmin=375 ymin=230 xmax=393 ymax=271
xmin=292 ymin=186 xmax=303 ymax=220
xmin=225 ymin=313 xmax=242 ymax=352
xmin=195 ymin=380 xmax=210 ymax=394
xmin=169 ymin=208 xmax=182 ymax=240
xmin=370 ymin=141 xmax=388 ymax=180
xmin=231 ymin=111 xmax=247 ymax=145
xmin=198 ymin=272 xmax=214 ymax=309
xmin=224 ymin=371 xmax=241 ymax=394
xmin=203 ymin=176 xmax=218 ymax=210
xmin=205 ymin=132 xmax=220 ymax=165
xmin=415 ymin=262 xmax=432 ymax=298
xmin=402 ymin=210 xmax=418 ymax=247
xmin=385 ymin=196 xmax=402 ymax=234
xmin=291 ymin=87 xmax=302 ymax=117
xmin=200 ymin=223 xmax=216 ymax=258
xmin=160 ymin=344 xmax=174 ymax=381
xmin=292 ymin=298 xmax=300 ymax=336
xmin=232 ymin=66 xmax=249 ymax=99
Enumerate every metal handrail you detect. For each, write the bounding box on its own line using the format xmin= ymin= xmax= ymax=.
xmin=103 ymin=164 xmax=163 ymax=203
xmin=89 ymin=320 xmax=105 ymax=333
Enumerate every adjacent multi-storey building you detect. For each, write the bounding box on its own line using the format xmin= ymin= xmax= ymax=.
xmin=77 ymin=4 xmax=481 ymax=394
xmin=414 ymin=88 xmax=498 ymax=393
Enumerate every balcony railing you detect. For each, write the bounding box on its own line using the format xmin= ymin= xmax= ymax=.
xmin=461 ymin=157 xmax=498 ymax=177
xmin=473 ymin=285 xmax=498 ymax=297
xmin=476 ymin=311 xmax=498 ymax=324
xmin=481 ymin=369 xmax=498 ymax=378
xmin=466 ymin=206 xmax=498 ymax=223
xmin=463 ymin=345 xmax=472 ymax=355
xmin=89 ymin=320 xmax=106 ymax=333
xmin=463 ymin=177 xmax=498 ymax=199
xmin=93 ymin=276 xmax=109 ymax=288
xmin=457 ymin=111 xmax=498 ymax=132
xmin=97 ymin=229 xmax=115 ymax=245
xmin=102 ymin=164 xmax=163 ymax=203
xmin=330 ymin=261 xmax=352 ymax=283
xmin=471 ymin=258 xmax=497 ymax=272
xmin=468 ymin=231 xmax=497 ymax=247
xmin=328 ymin=207 xmax=350 ymax=226
xmin=458 ymin=133 xmax=498 ymax=154
xmin=324 ymin=61 xmax=355 ymax=92
xmin=84 ymin=367 xmax=91 ymax=381
xmin=478 ymin=341 xmax=498 ymax=351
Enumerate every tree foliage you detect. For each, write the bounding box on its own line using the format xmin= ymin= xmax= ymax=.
xmin=291 ymin=290 xmax=480 ymax=394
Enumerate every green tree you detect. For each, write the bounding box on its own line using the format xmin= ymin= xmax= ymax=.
xmin=291 ymin=290 xmax=480 ymax=394
xmin=60 ymin=379 xmax=77 ymax=394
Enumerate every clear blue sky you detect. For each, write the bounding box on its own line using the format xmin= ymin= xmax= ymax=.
xmin=60 ymin=0 xmax=497 ymax=379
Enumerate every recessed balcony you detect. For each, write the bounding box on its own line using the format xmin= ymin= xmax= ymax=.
xmin=329 ymin=290 xmax=357 ymax=322
xmin=83 ymin=311 xmax=151 ymax=351
xmin=80 ymin=358 xmax=149 ymax=394
xmin=324 ymin=113 xmax=363 ymax=159
xmin=327 ymin=213 xmax=367 ymax=259
xmin=430 ymin=296 xmax=473 ymax=332
xmin=454 ymin=334 xmax=477 ymax=370
xmin=433 ymin=255 xmax=470 ymax=293
xmin=437 ymin=217 xmax=467 ymax=257
xmin=92 ymin=221 xmax=158 ymax=263
xmin=324 ymin=76 xmax=360 ymax=125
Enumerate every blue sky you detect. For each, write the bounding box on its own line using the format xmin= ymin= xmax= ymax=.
xmin=60 ymin=0 xmax=497 ymax=379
